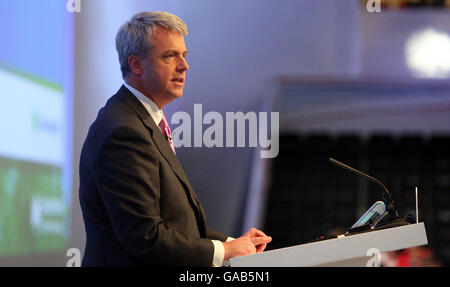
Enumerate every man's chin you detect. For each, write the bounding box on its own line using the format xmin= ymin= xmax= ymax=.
xmin=170 ymin=90 xmax=184 ymax=99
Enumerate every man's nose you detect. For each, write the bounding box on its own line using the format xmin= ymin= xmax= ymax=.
xmin=177 ymin=57 xmax=189 ymax=72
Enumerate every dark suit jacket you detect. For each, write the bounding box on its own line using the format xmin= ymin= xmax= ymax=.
xmin=79 ymin=85 xmax=228 ymax=266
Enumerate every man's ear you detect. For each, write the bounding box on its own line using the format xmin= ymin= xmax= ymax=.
xmin=128 ymin=54 xmax=144 ymax=75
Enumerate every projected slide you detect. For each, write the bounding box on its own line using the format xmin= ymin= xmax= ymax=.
xmin=0 ymin=1 xmax=70 ymax=256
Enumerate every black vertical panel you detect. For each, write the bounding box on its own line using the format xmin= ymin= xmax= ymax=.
xmin=331 ymin=135 xmax=362 ymax=229
xmin=367 ymin=135 xmax=401 ymax=206
xmin=430 ymin=136 xmax=450 ymax=265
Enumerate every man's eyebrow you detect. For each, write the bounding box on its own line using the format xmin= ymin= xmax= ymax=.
xmin=163 ymin=49 xmax=188 ymax=55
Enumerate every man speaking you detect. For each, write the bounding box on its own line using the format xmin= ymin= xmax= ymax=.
xmin=78 ymin=11 xmax=271 ymax=266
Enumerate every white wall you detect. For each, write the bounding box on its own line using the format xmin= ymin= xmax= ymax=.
xmin=361 ymin=10 xmax=450 ymax=77
xmin=277 ymin=9 xmax=450 ymax=137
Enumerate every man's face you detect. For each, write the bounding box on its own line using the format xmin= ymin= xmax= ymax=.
xmin=141 ymin=28 xmax=189 ymax=107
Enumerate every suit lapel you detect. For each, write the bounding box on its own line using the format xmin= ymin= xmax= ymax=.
xmin=116 ymin=86 xmax=204 ymax=225
xmin=150 ymin=123 xmax=208 ymax=236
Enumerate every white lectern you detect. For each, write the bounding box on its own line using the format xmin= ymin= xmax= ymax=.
xmin=230 ymin=223 xmax=428 ymax=267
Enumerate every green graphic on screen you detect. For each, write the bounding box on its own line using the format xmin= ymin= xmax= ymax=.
xmin=0 ymin=159 xmax=67 ymax=255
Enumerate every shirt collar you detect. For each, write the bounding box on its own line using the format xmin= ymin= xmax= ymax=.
xmin=123 ymin=82 xmax=163 ymax=126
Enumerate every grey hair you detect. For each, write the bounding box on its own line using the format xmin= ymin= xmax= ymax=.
xmin=115 ymin=11 xmax=188 ymax=78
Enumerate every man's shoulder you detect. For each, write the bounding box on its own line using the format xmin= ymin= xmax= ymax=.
xmin=93 ymin=97 xmax=148 ymax=139
xmin=98 ymin=93 xmax=139 ymax=125
xmin=81 ymin=89 xmax=150 ymax=154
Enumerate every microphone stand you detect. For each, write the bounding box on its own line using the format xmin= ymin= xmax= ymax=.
xmin=329 ymin=157 xmax=399 ymax=221
xmin=329 ymin=158 xmax=413 ymax=233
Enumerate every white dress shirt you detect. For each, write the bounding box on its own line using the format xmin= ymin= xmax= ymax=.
xmin=123 ymin=82 xmax=231 ymax=267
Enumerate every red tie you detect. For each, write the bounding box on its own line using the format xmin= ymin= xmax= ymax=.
xmin=159 ymin=113 xmax=175 ymax=154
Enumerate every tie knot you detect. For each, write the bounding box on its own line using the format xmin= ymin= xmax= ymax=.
xmin=159 ymin=113 xmax=169 ymax=130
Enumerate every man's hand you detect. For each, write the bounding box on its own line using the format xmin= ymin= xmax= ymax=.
xmin=222 ymin=228 xmax=272 ymax=261
xmin=242 ymin=228 xmax=271 ymax=253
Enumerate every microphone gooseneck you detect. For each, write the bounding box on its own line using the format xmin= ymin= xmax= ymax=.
xmin=328 ymin=157 xmax=399 ymax=220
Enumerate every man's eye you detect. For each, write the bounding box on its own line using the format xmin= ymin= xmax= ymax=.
xmin=163 ymin=54 xmax=177 ymax=63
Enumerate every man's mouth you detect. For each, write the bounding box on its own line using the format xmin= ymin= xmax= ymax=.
xmin=171 ymin=78 xmax=184 ymax=84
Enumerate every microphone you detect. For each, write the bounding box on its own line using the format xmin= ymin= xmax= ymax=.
xmin=328 ymin=157 xmax=399 ymax=221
